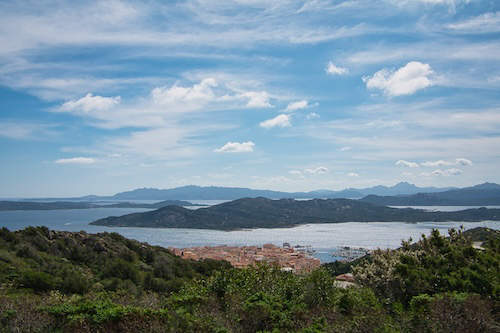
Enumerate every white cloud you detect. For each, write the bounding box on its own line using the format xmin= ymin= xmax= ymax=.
xmin=241 ymin=91 xmax=272 ymax=108
xmin=395 ymin=160 xmax=419 ymax=168
xmin=421 ymin=158 xmax=472 ymax=167
xmin=339 ymin=146 xmax=351 ymax=151
xmin=55 ymin=157 xmax=96 ymax=164
xmin=326 ymin=61 xmax=348 ymax=75
xmin=305 ymin=166 xmax=329 ymax=174
xmin=423 ymin=167 xmax=463 ymax=176
xmin=214 ymin=141 xmax=255 ymax=153
xmin=363 ymin=61 xmax=434 ymax=96
xmin=306 ymin=112 xmax=320 ymax=120
xmin=260 ymin=114 xmax=291 ymax=129
xmin=420 ymin=160 xmax=453 ymax=167
xmin=285 ymin=100 xmax=309 ymax=112
xmin=60 ymin=93 xmax=121 ymax=112
xmin=445 ymin=168 xmax=463 ymax=175
xmin=347 ymin=172 xmax=359 ymax=177
xmin=52 ymin=78 xmax=275 ymax=129
xmin=152 ymin=78 xmax=273 ymax=111
xmin=151 ymin=78 xmax=217 ymax=106
xmin=455 ymin=158 xmax=472 ymax=166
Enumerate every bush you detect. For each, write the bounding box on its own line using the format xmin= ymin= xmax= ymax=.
xmin=410 ymin=293 xmax=496 ymax=333
xmin=354 ymin=228 xmax=500 ymax=304
xmin=59 ymin=269 xmax=90 ymax=294
xmin=102 ymin=259 xmax=140 ymax=285
xmin=18 ymin=270 xmax=55 ymax=292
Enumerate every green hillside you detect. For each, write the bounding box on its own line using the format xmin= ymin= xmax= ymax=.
xmin=0 ymin=226 xmax=498 ymax=332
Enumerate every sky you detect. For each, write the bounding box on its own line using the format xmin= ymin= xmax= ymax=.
xmin=1 ymin=0 xmax=500 ymax=197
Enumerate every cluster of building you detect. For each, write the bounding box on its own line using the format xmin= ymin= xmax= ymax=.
xmin=169 ymin=243 xmax=321 ymax=273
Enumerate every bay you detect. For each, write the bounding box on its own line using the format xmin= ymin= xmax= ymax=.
xmin=0 ymin=206 xmax=498 ymax=263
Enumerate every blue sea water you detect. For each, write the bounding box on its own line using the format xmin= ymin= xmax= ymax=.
xmin=0 ymin=206 xmax=498 ymax=263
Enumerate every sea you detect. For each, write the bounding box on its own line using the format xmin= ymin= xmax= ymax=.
xmin=1 ymin=201 xmax=499 ymax=263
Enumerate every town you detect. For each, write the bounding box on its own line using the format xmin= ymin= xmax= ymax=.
xmin=169 ymin=243 xmax=321 ymax=273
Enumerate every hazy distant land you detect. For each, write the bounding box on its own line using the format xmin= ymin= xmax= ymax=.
xmin=21 ymin=181 xmax=456 ymax=201
xmin=0 ymin=200 xmax=201 ymax=211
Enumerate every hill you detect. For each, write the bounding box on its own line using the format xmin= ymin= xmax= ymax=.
xmin=360 ymin=182 xmax=500 ymax=206
xmin=91 ymin=197 xmax=500 ymax=230
xmin=0 ymin=226 xmax=230 ymax=295
xmin=462 ymin=226 xmax=500 ymax=242
xmin=0 ymin=226 xmax=497 ymax=332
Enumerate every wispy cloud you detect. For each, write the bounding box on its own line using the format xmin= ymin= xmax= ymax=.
xmin=447 ymin=11 xmax=500 ymax=33
xmin=305 ymin=166 xmax=329 ymax=174
xmin=260 ymin=114 xmax=291 ymax=129
xmin=421 ymin=158 xmax=472 ymax=167
xmin=214 ymin=141 xmax=255 ymax=153
xmin=60 ymin=93 xmax=121 ymax=113
xmin=395 ymin=160 xmax=419 ymax=168
xmin=0 ymin=122 xmax=59 ymax=140
xmin=55 ymin=157 xmax=96 ymax=164
xmin=421 ymin=167 xmax=463 ymax=177
xmin=285 ymin=100 xmax=310 ymax=112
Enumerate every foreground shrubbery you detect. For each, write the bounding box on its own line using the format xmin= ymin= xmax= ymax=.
xmin=0 ymin=226 xmax=498 ymax=332
xmin=0 ymin=226 xmax=231 ymax=296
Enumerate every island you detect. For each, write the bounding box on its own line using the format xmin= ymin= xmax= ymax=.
xmin=0 ymin=200 xmax=202 ymax=211
xmin=90 ymin=197 xmax=500 ymax=230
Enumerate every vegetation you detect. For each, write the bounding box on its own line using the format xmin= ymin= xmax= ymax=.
xmin=0 ymin=226 xmax=230 ymax=295
xmin=92 ymin=197 xmax=500 ymax=230
xmin=0 ymin=226 xmax=498 ymax=332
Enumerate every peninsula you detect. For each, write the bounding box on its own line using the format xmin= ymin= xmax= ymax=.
xmin=90 ymin=197 xmax=500 ymax=230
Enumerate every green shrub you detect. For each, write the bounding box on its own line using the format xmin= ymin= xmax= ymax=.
xmin=18 ymin=270 xmax=55 ymax=292
xmin=102 ymin=258 xmax=140 ymax=284
xmin=59 ymin=269 xmax=90 ymax=294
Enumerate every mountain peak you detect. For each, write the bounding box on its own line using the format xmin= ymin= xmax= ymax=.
xmin=471 ymin=182 xmax=500 ymax=190
xmin=392 ymin=182 xmax=416 ymax=189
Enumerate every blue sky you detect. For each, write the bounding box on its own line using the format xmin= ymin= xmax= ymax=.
xmin=1 ymin=0 xmax=499 ymax=197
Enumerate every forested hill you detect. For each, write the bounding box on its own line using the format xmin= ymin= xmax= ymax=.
xmin=91 ymin=197 xmax=500 ymax=230
xmin=360 ymin=182 xmax=500 ymax=206
xmin=0 ymin=226 xmax=230 ymax=295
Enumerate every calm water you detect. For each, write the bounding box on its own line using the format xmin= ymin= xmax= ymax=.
xmin=0 ymin=207 xmax=498 ymax=263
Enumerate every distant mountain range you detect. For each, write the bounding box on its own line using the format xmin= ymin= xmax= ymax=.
xmin=26 ymin=182 xmax=456 ymax=201
xmin=107 ymin=182 xmax=454 ymax=200
xmin=91 ymin=197 xmax=500 ymax=230
xmin=360 ymin=183 xmax=500 ymax=206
